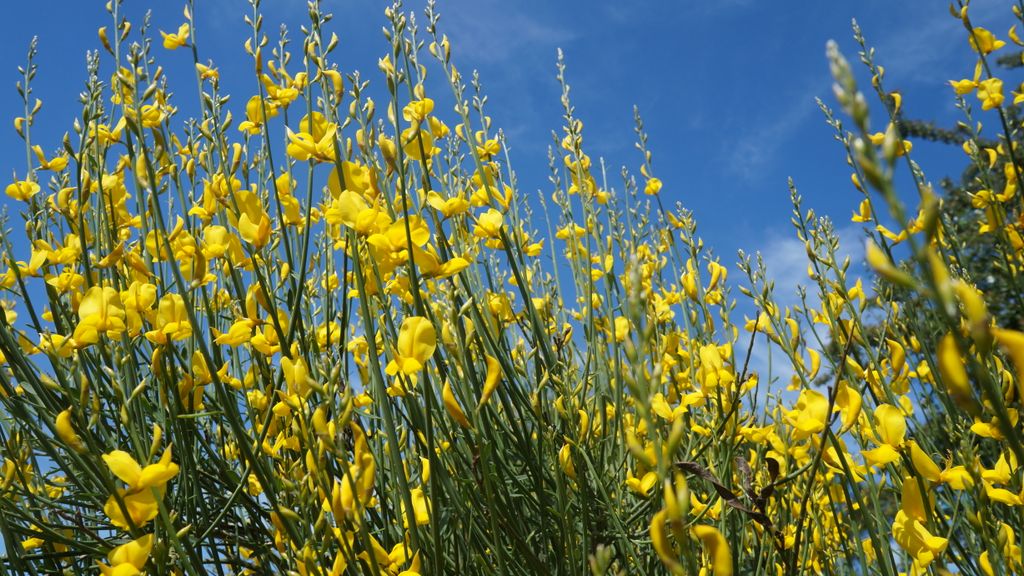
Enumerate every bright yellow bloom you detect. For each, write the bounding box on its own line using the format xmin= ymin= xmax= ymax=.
xmin=892 ymin=479 xmax=947 ymax=569
xmin=327 ymin=160 xmax=374 ymax=198
xmin=401 ymin=127 xmax=435 ymax=161
xmin=626 ymin=469 xmax=659 ymax=496
xmin=650 ymin=509 xmax=683 ymax=574
xmin=286 ymin=114 xmax=337 ymax=162
xmin=32 ymin=145 xmax=68 ymax=171
xmin=144 ymin=293 xmax=192 ymax=345
xmin=473 ymin=209 xmax=504 ymax=241
xmin=160 ymin=23 xmax=190 ymax=50
xmin=74 ymin=286 xmax=127 ymax=345
xmin=862 ymin=404 xmax=906 ymax=467
xmin=402 ymin=97 xmax=434 ymax=124
xmin=442 ymin=380 xmax=471 ymax=428
xmin=385 ymin=316 xmax=436 ymax=376
xmin=907 ymin=440 xmax=942 ymax=483
xmin=238 ymin=95 xmax=278 ymax=135
xmin=478 ymin=354 xmax=502 ymax=408
xmin=784 ymin=389 xmax=829 ymax=440
xmin=558 ymin=443 xmax=576 ymax=479
xmin=692 ymin=524 xmax=733 ymax=576
xmin=994 ymin=328 xmax=1024 ymax=400
xmin=97 ymin=534 xmax=153 ymax=576
xmin=977 ymin=77 xmax=1005 ymax=110
xmin=233 ymin=189 xmax=272 ymax=248
xmin=950 ymin=78 xmax=977 ymax=95
xmin=937 ymin=333 xmax=976 ymax=411
xmin=402 ymin=487 xmax=430 ymax=527
xmin=644 ymin=177 xmax=663 ymax=195
xmin=55 ymin=409 xmax=86 ymax=453
xmin=425 ymin=191 xmax=470 ymax=218
xmin=325 ymin=191 xmax=391 ymax=236
xmin=969 ymin=27 xmax=1006 ymax=54
xmin=613 ymin=316 xmax=630 ymax=343
xmin=102 ymin=448 xmax=179 ymax=529
xmin=282 ymin=355 xmax=315 ymax=397
xmin=5 ymin=179 xmax=40 ymax=201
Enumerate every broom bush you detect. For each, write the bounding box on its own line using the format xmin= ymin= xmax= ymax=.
xmin=1 ymin=0 xmax=1024 ymax=574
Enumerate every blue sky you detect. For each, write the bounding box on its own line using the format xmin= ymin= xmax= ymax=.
xmin=0 ymin=0 xmax=1000 ymax=304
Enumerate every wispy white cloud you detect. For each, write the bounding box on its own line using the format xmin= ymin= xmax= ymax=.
xmin=726 ymin=80 xmax=824 ymax=182
xmin=737 ymin=222 xmax=864 ymax=397
xmin=868 ymin=1 xmax=1003 ymax=83
xmin=741 ymin=222 xmax=867 ymax=392
xmin=758 ymin=222 xmax=865 ymax=308
xmin=439 ymin=0 xmax=575 ymax=64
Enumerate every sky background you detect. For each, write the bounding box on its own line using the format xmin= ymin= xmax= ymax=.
xmin=0 ymin=0 xmax=1008 ymax=376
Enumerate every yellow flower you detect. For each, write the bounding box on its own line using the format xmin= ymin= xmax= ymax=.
xmin=327 ymin=160 xmax=374 ymax=198
xmin=862 ymin=404 xmax=905 ymax=467
xmin=201 ymin=226 xmax=235 ymax=260
xmin=993 ymin=328 xmax=1024 ymax=399
xmin=121 ymin=281 xmax=158 ymax=336
xmin=474 ymin=131 xmax=500 ymax=159
xmin=892 ymin=479 xmax=947 ymax=568
xmin=473 ymin=208 xmax=504 ymax=240
xmin=144 ymin=293 xmax=192 ymax=345
xmin=282 ymin=355 xmax=315 ymax=397
xmin=784 ymin=389 xmax=829 ymax=440
xmin=625 ymin=469 xmax=659 ymax=496
xmin=442 ymin=380 xmax=471 ymax=429
xmin=949 ymin=78 xmax=977 ymax=95
xmin=692 ymin=524 xmax=733 ymax=576
xmin=907 ymin=440 xmax=942 ymax=483
xmin=425 ymin=191 xmax=470 ymax=218
xmin=233 ymin=189 xmax=272 ymax=248
xmin=402 ymin=487 xmax=430 ymax=527
xmin=386 ymin=316 xmax=437 ymax=376
xmin=478 ymin=354 xmax=502 ymax=408
xmin=325 ymin=191 xmax=392 ymax=236
xmin=195 ymin=62 xmax=219 ymax=81
xmin=402 ymin=97 xmax=435 ymax=124
xmin=160 ymin=23 xmax=190 ymax=50
xmin=97 ymin=534 xmax=153 ymax=576
xmin=644 ymin=177 xmax=663 ymax=196
xmin=102 ymin=448 xmax=179 ymax=529
xmin=969 ymin=27 xmax=1006 ymax=54
xmin=558 ymin=443 xmax=576 ymax=479
xmin=286 ymin=114 xmax=337 ymax=162
xmin=5 ymin=179 xmax=40 ymax=201
xmin=74 ymin=286 xmax=127 ymax=345
xmin=698 ymin=344 xmax=734 ymax=391
xmin=32 ymin=145 xmax=68 ymax=171
xmin=331 ymin=424 xmax=376 ymax=519
xmin=54 ymin=409 xmax=86 ymax=453
xmin=238 ymin=95 xmax=278 ymax=135
xmin=613 ymin=316 xmax=630 ymax=343
xmin=650 ymin=509 xmax=683 ymax=574
xmin=401 ymin=127 xmax=435 ymax=161
xmin=937 ymin=332 xmax=977 ymax=411
xmin=847 ymin=198 xmax=872 ymax=223
xmin=977 ymin=77 xmax=1005 ymax=110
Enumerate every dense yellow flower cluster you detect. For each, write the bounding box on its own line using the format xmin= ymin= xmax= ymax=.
xmin=2 ymin=0 xmax=1024 ymax=574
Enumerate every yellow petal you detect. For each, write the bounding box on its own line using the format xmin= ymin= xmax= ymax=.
xmin=692 ymin=524 xmax=733 ymax=576
xmin=907 ymin=440 xmax=942 ymax=483
xmin=938 ymin=333 xmax=976 ymax=411
xmin=874 ymin=404 xmax=906 ymax=447
xmin=478 ymin=355 xmax=502 ymax=408
xmin=103 ymin=451 xmax=143 ymax=487
xmin=107 ymin=534 xmax=154 ymax=568
xmin=137 ymin=448 xmax=180 ymax=489
xmin=442 ymin=381 xmax=470 ymax=429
